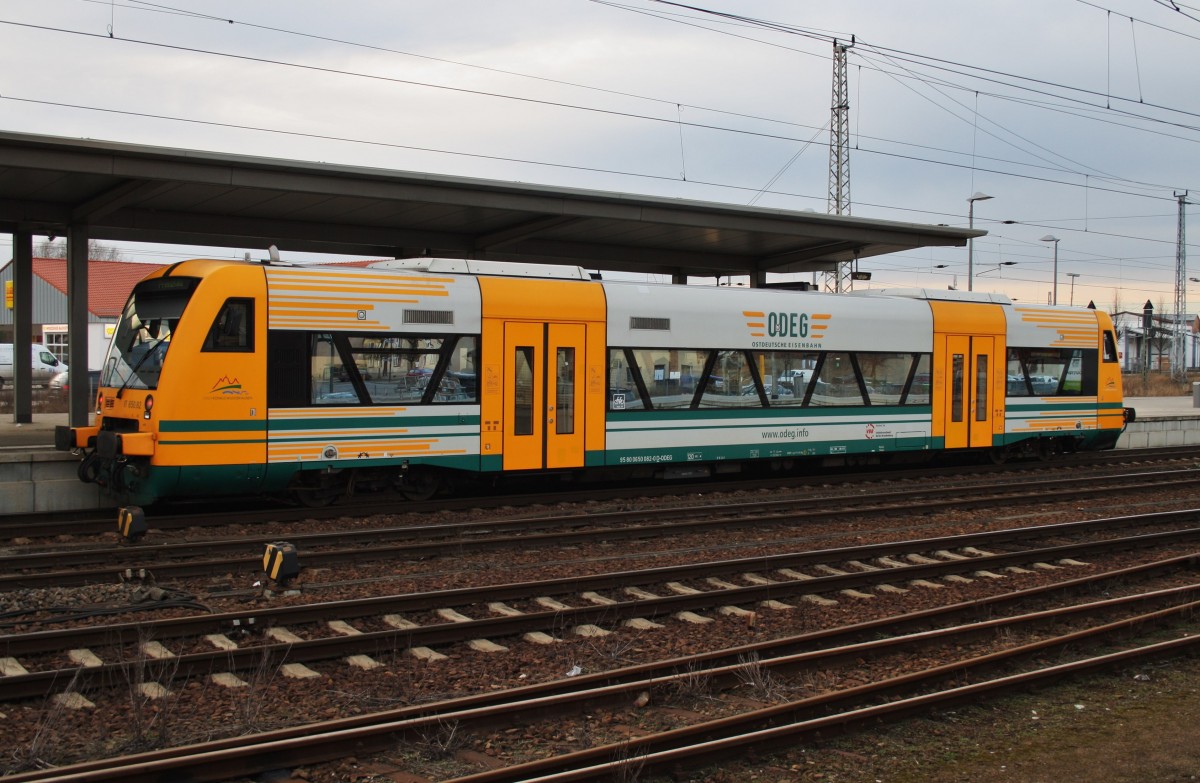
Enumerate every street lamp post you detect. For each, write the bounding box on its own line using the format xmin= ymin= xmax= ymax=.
xmin=1040 ymin=235 xmax=1061 ymax=305
xmin=967 ymin=192 xmax=993 ymax=292
xmin=1066 ymin=272 xmax=1080 ymax=306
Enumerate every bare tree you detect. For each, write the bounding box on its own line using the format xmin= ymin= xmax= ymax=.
xmin=35 ymin=239 xmax=126 ymax=261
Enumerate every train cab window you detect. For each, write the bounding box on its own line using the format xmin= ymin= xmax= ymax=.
xmin=1103 ymin=331 xmax=1119 ymax=363
xmin=202 ymin=298 xmax=254 ymax=352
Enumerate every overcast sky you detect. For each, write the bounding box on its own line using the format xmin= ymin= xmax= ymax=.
xmin=3 ymin=0 xmax=1199 ymax=312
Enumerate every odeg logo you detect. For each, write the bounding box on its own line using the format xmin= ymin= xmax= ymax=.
xmin=767 ymin=312 xmax=809 ymax=338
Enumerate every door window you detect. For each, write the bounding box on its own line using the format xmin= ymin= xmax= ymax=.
xmin=514 ymin=346 xmax=535 ymax=436
xmin=975 ymin=354 xmax=988 ymax=422
xmin=556 ymin=347 xmax=575 ymax=435
xmin=951 ymin=354 xmax=964 ymax=423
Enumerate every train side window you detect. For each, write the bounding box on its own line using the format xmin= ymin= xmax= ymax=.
xmin=902 ymin=353 xmax=932 ymax=405
xmin=202 ymin=298 xmax=254 ymax=352
xmin=311 ymin=333 xmax=362 ymax=405
xmin=607 ymin=349 xmax=648 ymax=411
xmin=859 ymin=352 xmax=926 ymax=406
xmin=697 ymin=350 xmax=762 ymax=409
xmin=749 ymin=350 xmax=818 ymax=407
xmin=627 ymin=348 xmax=710 ymax=410
xmin=810 ymin=352 xmax=868 ymax=406
xmin=434 ymin=336 xmax=479 ymax=403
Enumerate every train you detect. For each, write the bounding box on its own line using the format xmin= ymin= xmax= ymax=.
xmin=55 ymin=257 xmax=1133 ymax=507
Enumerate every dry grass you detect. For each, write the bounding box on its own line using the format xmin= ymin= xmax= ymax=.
xmin=1121 ymin=372 xmax=1198 ymax=397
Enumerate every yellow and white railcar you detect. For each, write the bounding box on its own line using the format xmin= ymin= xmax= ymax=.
xmin=57 ymin=259 xmax=1130 ymax=505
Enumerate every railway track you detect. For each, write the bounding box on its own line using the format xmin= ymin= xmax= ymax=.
xmin=6 ymin=444 xmax=1200 ymax=539
xmin=4 ymin=508 xmax=1200 ymax=703
xmin=5 ymin=553 xmax=1197 ymax=783
xmin=5 ymin=465 xmax=1200 ymax=590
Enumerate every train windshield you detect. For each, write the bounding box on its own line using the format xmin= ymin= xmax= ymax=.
xmin=102 ymin=277 xmax=199 ymax=391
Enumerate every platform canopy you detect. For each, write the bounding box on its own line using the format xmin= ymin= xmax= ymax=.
xmin=0 ymin=130 xmax=980 ymax=280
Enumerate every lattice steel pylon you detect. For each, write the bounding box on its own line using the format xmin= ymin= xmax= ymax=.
xmin=1172 ymin=191 xmax=1191 ymax=381
xmin=825 ymin=38 xmax=853 ymax=293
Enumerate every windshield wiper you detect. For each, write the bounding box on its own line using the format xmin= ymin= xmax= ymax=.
xmin=116 ymin=337 xmax=168 ymax=399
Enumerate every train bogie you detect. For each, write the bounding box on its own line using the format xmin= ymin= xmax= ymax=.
xmin=57 ymin=259 xmax=1131 ymax=506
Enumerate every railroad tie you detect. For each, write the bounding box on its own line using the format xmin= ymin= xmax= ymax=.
xmin=846 ymin=560 xmax=881 ymax=571
xmin=574 ymin=624 xmax=611 ymax=637
xmin=741 ymin=572 xmax=777 ymax=584
xmin=280 ymin=663 xmax=322 ymax=679
xmin=759 ymin=599 xmax=795 ymax=610
xmin=0 ymin=657 xmax=28 ymax=677
xmin=535 ymin=596 xmax=573 ymax=611
xmin=624 ymin=586 xmax=660 ymax=600
xmin=665 ymin=582 xmax=704 ymax=595
xmin=776 ymin=568 xmax=816 ymax=581
xmin=69 ymin=649 xmax=104 ymax=667
xmin=875 ymin=584 xmax=908 ymax=594
xmin=876 ymin=557 xmax=909 ymax=569
xmin=801 ymin=594 xmax=838 ymax=606
xmin=625 ymin=617 xmax=664 ymax=630
xmin=838 ymin=589 xmax=875 ymax=600
xmin=266 ymin=627 xmax=305 ymax=644
xmin=52 ymin=692 xmax=95 ymax=710
xmin=961 ymin=547 xmax=997 ymax=557
xmin=140 ymin=641 xmax=175 ymax=660
xmin=204 ymin=634 xmax=239 ymax=651
xmin=488 ymin=602 xmax=524 ymax=617
xmin=210 ymin=673 xmax=248 ymax=689
xmin=1004 ymin=566 xmax=1034 ymax=574
xmin=382 ymin=615 xmax=449 ymax=662
xmin=436 ymin=608 xmax=508 ymax=653
xmin=934 ymin=549 xmax=970 ymax=561
xmin=327 ymin=620 xmax=363 ymax=636
xmin=673 ymin=611 xmax=714 ymax=625
xmin=1033 ymin=562 xmax=1061 ymax=570
xmin=491 ymin=601 xmax=566 ymax=642
xmin=908 ymin=579 xmax=944 ymax=589
xmin=1059 ymin=559 xmax=1090 ymax=567
xmin=718 ymin=605 xmax=755 ymax=617
xmin=580 ymin=591 xmax=618 ymax=605
xmin=139 ymin=683 xmax=171 ymax=700
xmin=706 ymin=577 xmax=741 ymax=590
xmin=974 ymin=570 xmax=1006 ymax=579
xmin=905 ymin=554 xmax=941 ymax=565
xmin=813 ymin=564 xmax=849 ymax=576
xmin=942 ymin=575 xmax=974 ymax=584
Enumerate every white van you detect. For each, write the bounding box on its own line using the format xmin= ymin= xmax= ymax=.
xmin=0 ymin=343 xmax=66 ymax=388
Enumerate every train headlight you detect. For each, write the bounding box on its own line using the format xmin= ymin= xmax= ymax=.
xmin=143 ymin=395 xmax=154 ymax=420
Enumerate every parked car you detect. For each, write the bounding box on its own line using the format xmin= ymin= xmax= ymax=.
xmin=51 ymin=369 xmax=101 ymax=399
xmin=0 ymin=343 xmax=65 ymax=388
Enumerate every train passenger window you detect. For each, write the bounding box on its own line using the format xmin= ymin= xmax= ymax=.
xmin=607 ymin=349 xmax=647 ymax=411
xmin=202 ymin=298 xmax=254 ymax=352
xmin=810 ymin=352 xmax=867 ymax=406
xmin=975 ymin=354 xmax=988 ymax=422
xmin=748 ymin=351 xmax=818 ymax=407
xmin=311 ymin=333 xmax=362 ymax=405
xmin=514 ymin=347 xmax=535 ymax=435
xmin=951 ymin=354 xmax=964 ymax=422
xmin=435 ymin=336 xmax=478 ymax=403
xmin=1006 ymin=347 xmax=1096 ymax=397
xmin=858 ymin=352 xmax=927 ymax=406
xmin=627 ymin=348 xmax=710 ymax=410
xmin=347 ymin=335 xmax=444 ymax=404
xmin=697 ymin=350 xmax=762 ymax=409
xmin=904 ymin=354 xmax=932 ymax=405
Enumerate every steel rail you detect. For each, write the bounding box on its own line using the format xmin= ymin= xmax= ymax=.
xmin=7 ymin=577 xmax=1199 ymax=783
xmin=2 ymin=518 xmax=1199 ymax=700
xmin=5 ymin=444 xmax=1199 ymax=538
xmin=6 ymin=468 xmax=1200 ymax=590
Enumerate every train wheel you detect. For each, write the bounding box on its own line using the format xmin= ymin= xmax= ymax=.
xmin=399 ymin=469 xmax=441 ymax=501
xmin=988 ymin=447 xmax=1009 ymax=465
xmin=292 ymin=473 xmax=344 ymax=507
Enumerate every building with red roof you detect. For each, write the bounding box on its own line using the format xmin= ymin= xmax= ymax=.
xmin=1 ymin=257 xmax=165 ymax=369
